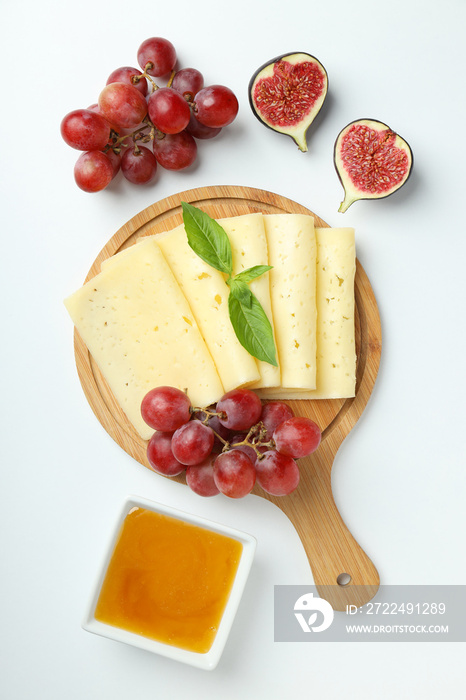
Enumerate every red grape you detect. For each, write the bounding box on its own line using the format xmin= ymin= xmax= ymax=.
xmin=98 ymin=82 xmax=147 ymax=130
xmin=273 ymin=417 xmax=321 ymax=459
xmin=147 ymin=431 xmax=185 ymax=476
xmin=152 ymin=131 xmax=197 ymax=170
xmin=147 ymin=88 xmax=191 ymax=134
xmin=216 ymin=388 xmax=262 ymax=431
xmin=61 ymin=109 xmax=111 ymax=151
xmin=260 ymin=401 xmax=294 ymax=440
xmin=194 ymin=85 xmax=239 ymax=128
xmin=186 ymin=111 xmax=222 ymax=139
xmin=121 ymin=146 xmax=157 ymax=184
xmin=141 ymin=386 xmax=191 ymax=432
xmin=213 ymin=450 xmax=256 ymax=498
xmin=107 ymin=66 xmax=148 ymax=96
xmin=171 ymin=420 xmax=214 ymax=466
xmin=171 ymin=68 xmax=204 ymax=99
xmin=104 ymin=148 xmax=121 ymax=178
xmin=255 ymin=450 xmax=300 ymax=496
xmin=137 ymin=37 xmax=176 ymax=77
xmin=74 ymin=151 xmax=114 ymax=192
xmin=186 ymin=456 xmax=220 ymax=497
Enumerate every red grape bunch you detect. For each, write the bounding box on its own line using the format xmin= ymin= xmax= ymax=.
xmin=60 ymin=37 xmax=239 ymax=193
xmin=141 ymin=386 xmax=322 ymax=499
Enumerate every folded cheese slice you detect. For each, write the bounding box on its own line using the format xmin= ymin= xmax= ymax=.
xmin=64 ymin=237 xmax=224 ymax=440
xmin=155 ymin=224 xmax=261 ymax=392
xmin=257 ymin=213 xmax=317 ymax=393
xmin=260 ymin=226 xmax=356 ymax=400
xmin=218 ymin=213 xmax=280 ymax=389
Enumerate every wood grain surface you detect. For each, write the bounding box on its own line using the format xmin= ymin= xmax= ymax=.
xmin=73 ymin=185 xmax=382 ymax=610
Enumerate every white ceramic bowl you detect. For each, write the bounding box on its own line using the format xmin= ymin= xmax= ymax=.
xmin=82 ymin=495 xmax=256 ymax=670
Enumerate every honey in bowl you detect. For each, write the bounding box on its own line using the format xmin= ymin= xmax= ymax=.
xmin=94 ymin=506 xmax=243 ymax=654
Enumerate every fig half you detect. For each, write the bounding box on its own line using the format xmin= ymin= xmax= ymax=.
xmin=249 ymin=52 xmax=328 ymax=152
xmin=334 ymin=118 xmax=413 ymax=213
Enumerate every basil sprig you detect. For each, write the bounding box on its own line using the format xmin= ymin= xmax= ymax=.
xmin=181 ymin=201 xmax=278 ymax=367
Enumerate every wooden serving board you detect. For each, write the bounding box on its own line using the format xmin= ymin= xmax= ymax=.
xmin=74 ymin=185 xmax=382 ymax=611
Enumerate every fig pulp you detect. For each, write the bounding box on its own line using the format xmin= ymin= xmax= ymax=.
xmin=334 ymin=118 xmax=413 ymax=213
xmin=249 ymin=53 xmax=328 ymax=152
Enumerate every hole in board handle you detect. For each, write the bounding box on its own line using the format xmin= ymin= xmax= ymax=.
xmin=337 ymin=573 xmax=352 ymax=586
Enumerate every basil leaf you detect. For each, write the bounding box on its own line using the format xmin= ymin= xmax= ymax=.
xmin=227 ymin=278 xmax=253 ymax=308
xmin=228 ymin=288 xmax=278 ymax=367
xmin=181 ymin=201 xmax=232 ymax=276
xmin=234 ymin=265 xmax=272 ymax=285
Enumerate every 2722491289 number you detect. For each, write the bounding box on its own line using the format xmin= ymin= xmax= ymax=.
xmin=360 ymin=602 xmax=446 ymax=615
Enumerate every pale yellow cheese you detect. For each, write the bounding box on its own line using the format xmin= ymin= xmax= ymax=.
xmin=257 ymin=214 xmax=317 ymax=393
xmin=64 ymin=238 xmax=224 ymax=440
xmin=218 ymin=213 xmax=280 ymax=389
xmin=154 ymin=224 xmax=260 ymax=392
xmin=260 ymin=227 xmax=356 ymax=400
xmin=313 ymin=226 xmax=356 ymax=398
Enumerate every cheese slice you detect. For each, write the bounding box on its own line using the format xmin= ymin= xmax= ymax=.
xmin=260 ymin=226 xmax=356 ymax=399
xmin=64 ymin=237 xmax=224 ymax=440
xmin=256 ymin=214 xmax=317 ymax=393
xmin=218 ymin=213 xmax=280 ymax=389
xmin=154 ymin=224 xmax=261 ymax=391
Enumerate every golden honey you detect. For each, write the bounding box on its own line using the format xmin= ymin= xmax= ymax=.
xmin=94 ymin=507 xmax=243 ymax=653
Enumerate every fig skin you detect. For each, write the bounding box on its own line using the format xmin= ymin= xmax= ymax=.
xmin=248 ymin=52 xmax=328 ymax=152
xmin=334 ymin=118 xmax=413 ymax=213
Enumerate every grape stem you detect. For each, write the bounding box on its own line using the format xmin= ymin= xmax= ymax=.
xmin=191 ymin=407 xmax=230 ymax=448
xmin=192 ymin=406 xmax=224 ymax=421
xmin=140 ymin=64 xmax=159 ymax=92
xmin=221 ymin=422 xmax=274 ymax=459
xmin=190 ymin=408 xmax=275 ymax=458
xmin=105 ymin=120 xmax=164 ymax=155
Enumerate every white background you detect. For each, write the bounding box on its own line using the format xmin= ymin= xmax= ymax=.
xmin=1 ymin=0 xmax=465 ymax=697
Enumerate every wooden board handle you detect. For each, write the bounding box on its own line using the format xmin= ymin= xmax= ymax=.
xmin=273 ymin=439 xmax=380 ymax=611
